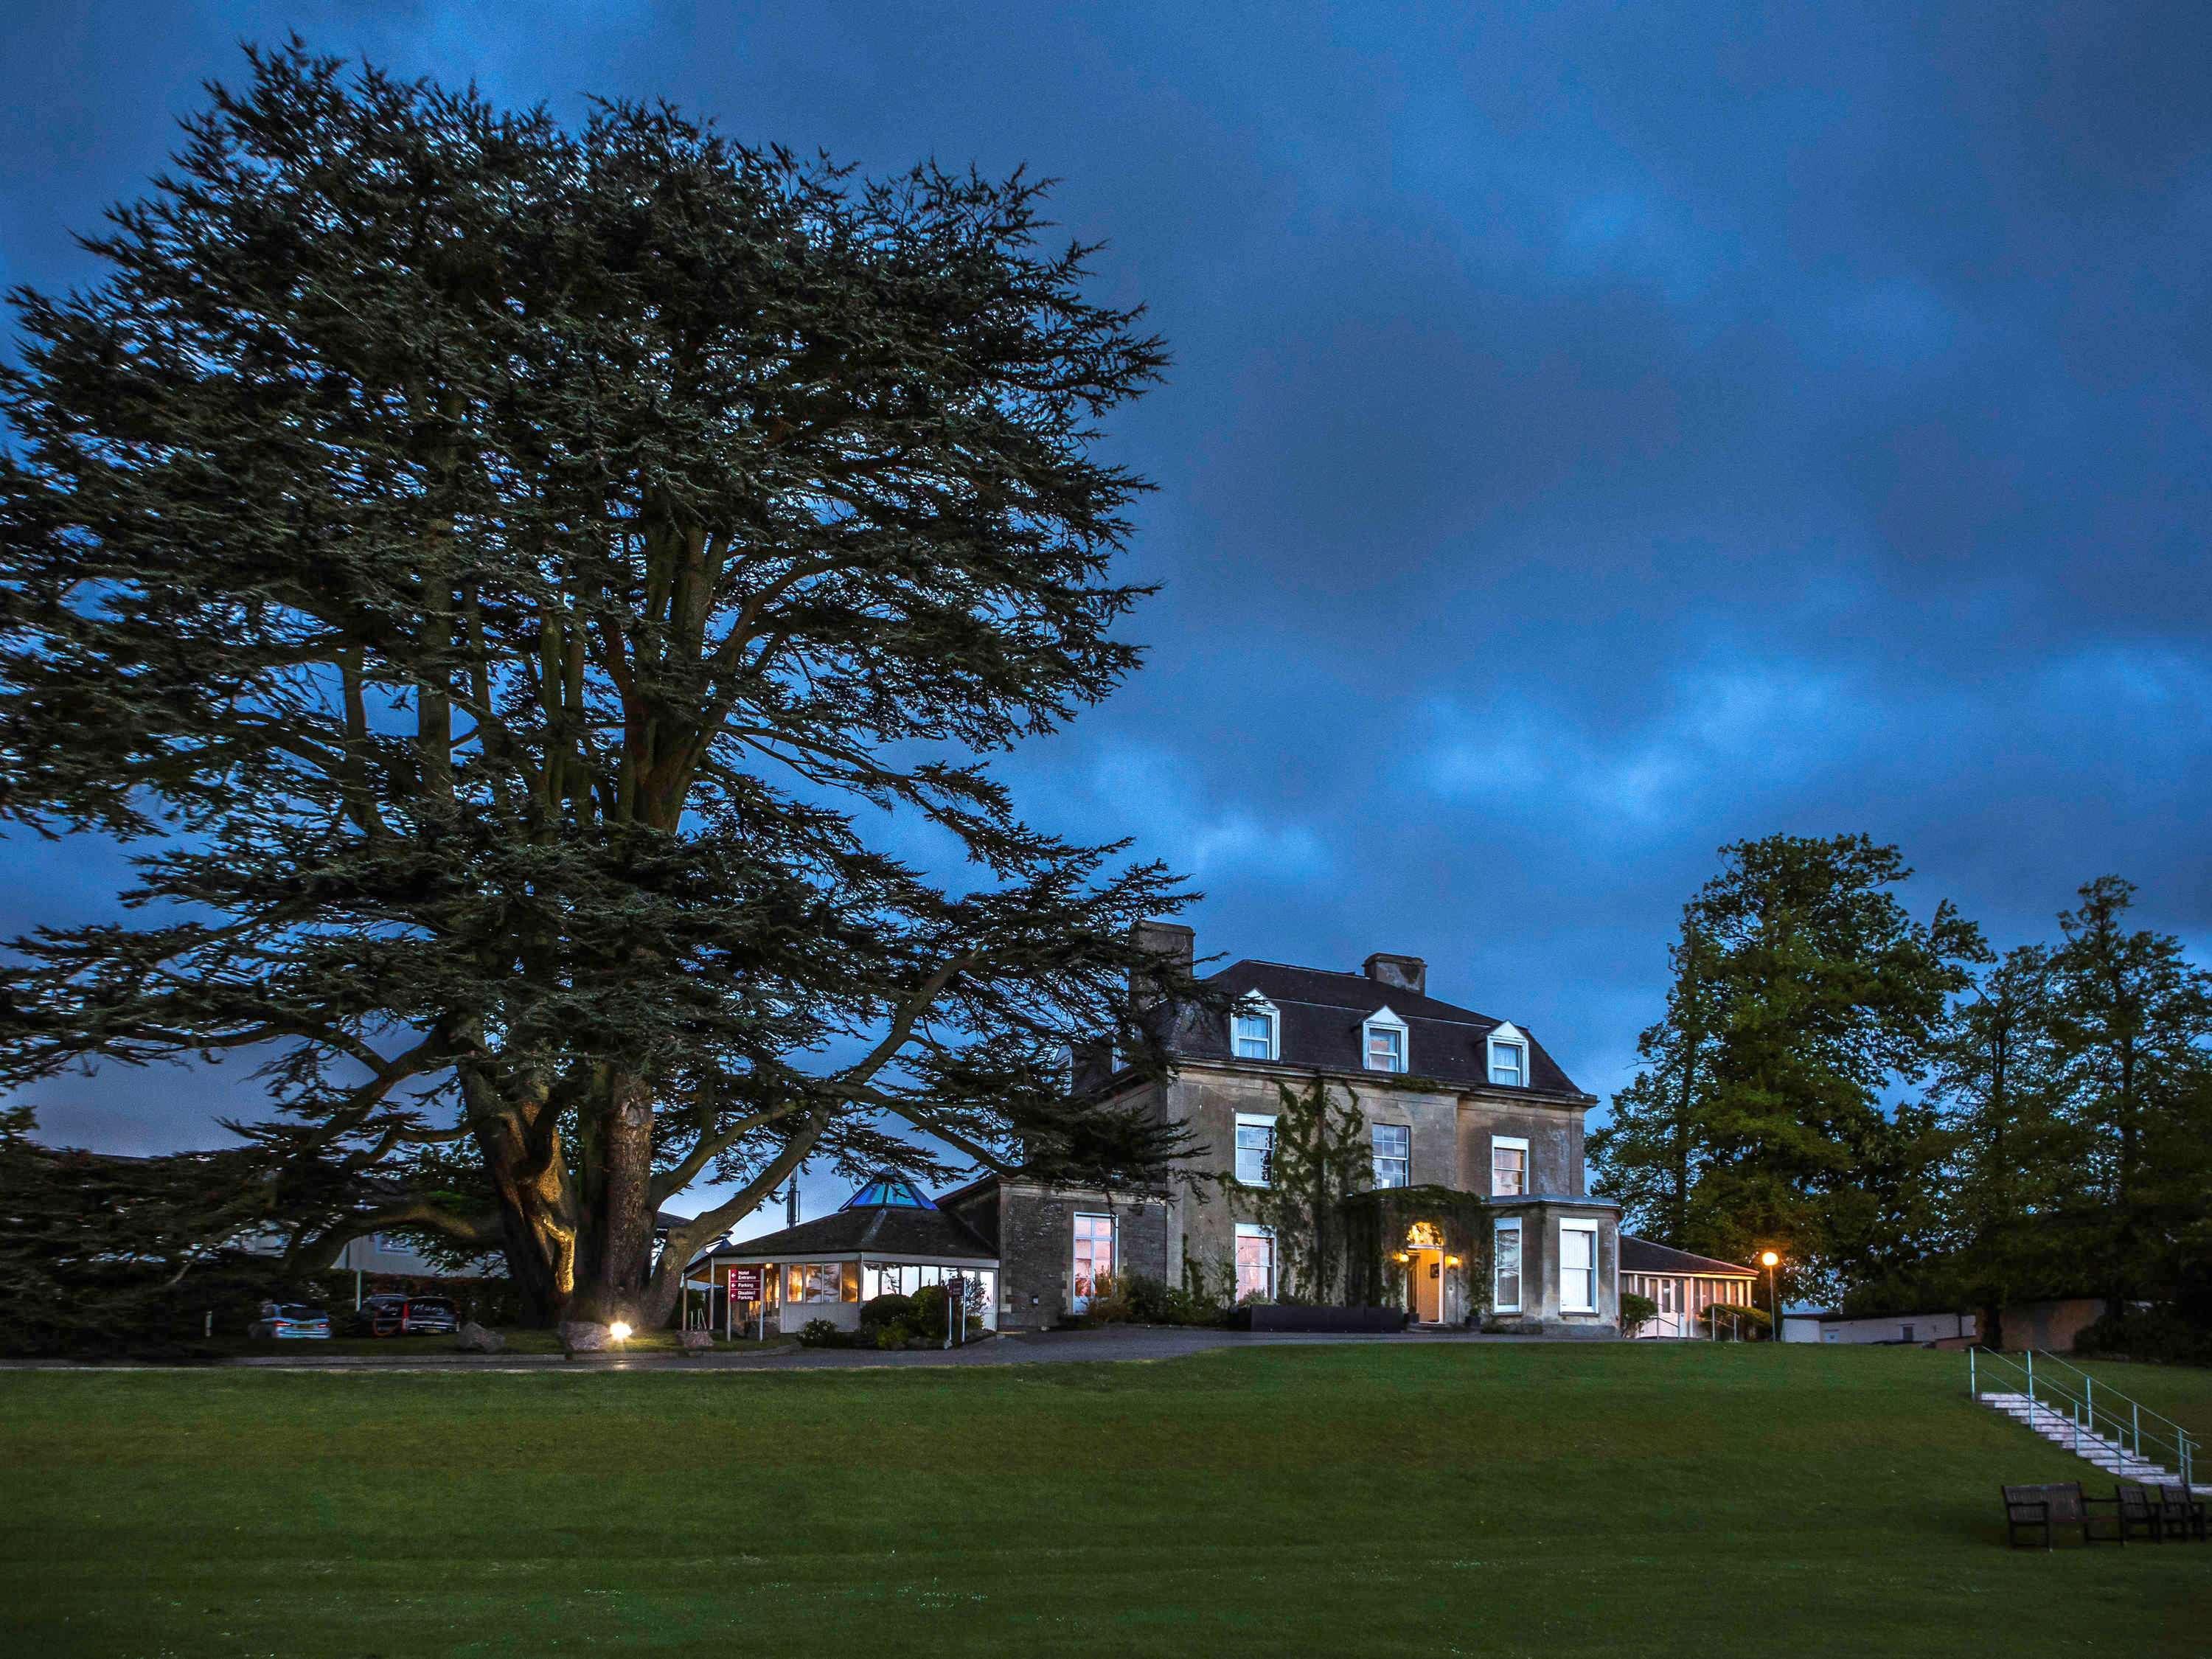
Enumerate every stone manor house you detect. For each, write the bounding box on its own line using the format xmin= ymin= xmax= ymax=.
xmin=704 ymin=923 xmax=1697 ymax=1337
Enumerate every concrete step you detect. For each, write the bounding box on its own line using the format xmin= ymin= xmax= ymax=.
xmin=1976 ymin=1392 xmax=2210 ymax=1492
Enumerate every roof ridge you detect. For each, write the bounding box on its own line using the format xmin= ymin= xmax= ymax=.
xmin=1218 ymin=960 xmax=1504 ymax=1027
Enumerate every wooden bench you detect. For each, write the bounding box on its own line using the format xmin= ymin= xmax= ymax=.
xmin=2002 ymin=1482 xmax=2120 ymax=1548
xmin=2115 ymin=1484 xmax=2163 ymax=1543
xmin=2155 ymin=1485 xmax=2208 ymax=1543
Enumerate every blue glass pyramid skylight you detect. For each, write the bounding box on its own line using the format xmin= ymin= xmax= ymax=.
xmin=838 ymin=1172 xmax=937 ymax=1211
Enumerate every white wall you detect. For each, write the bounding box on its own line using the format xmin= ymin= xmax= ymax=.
xmin=1781 ymin=1311 xmax=1975 ymax=1345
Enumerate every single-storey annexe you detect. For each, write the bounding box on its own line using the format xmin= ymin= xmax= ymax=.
xmin=696 ymin=1174 xmax=999 ymax=1337
xmin=1618 ymin=1236 xmax=1759 ymax=1339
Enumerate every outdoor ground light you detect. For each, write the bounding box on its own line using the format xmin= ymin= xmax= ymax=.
xmin=609 ymin=1321 xmax=633 ymax=1345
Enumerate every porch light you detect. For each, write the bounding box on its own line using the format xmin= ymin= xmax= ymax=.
xmin=1445 ymin=1256 xmax=1461 ymax=1267
xmin=1392 ymin=1251 xmax=1410 ymax=1263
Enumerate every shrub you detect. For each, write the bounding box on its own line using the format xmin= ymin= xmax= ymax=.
xmin=874 ymin=1321 xmax=914 ymax=1351
xmin=908 ymin=1281 xmax=987 ymax=1340
xmin=1084 ymin=1273 xmax=1136 ymax=1324
xmin=2076 ymin=1304 xmax=2212 ymax=1366
xmin=796 ymin=1318 xmax=849 ymax=1349
xmin=859 ymin=1293 xmax=916 ymax=1331
xmin=1620 ymin=1293 xmax=1658 ymax=1329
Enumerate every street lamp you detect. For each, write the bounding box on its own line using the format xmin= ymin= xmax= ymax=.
xmin=1759 ymin=1252 xmax=1779 ymax=1344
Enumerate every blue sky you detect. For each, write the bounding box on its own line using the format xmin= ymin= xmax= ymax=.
xmin=5 ymin=3 xmax=2210 ymax=1225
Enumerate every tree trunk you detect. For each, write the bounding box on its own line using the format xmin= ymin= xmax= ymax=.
xmin=571 ymin=1071 xmax=659 ymax=1324
xmin=465 ymin=1072 xmax=577 ymax=1326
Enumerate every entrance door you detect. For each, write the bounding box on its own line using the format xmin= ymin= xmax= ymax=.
xmin=1071 ymin=1213 xmax=1115 ymax=1313
xmin=1412 ymin=1250 xmax=1444 ymax=1322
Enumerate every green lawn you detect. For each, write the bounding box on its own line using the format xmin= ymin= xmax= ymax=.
xmin=2 ymin=1343 xmax=2206 ymax=1657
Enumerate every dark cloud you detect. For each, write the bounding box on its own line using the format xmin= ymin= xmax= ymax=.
xmin=6 ymin=4 xmax=2210 ymax=1230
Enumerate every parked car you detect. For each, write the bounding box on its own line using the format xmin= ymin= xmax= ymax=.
xmin=248 ymin=1304 xmax=332 ymax=1340
xmin=352 ymin=1294 xmax=461 ymax=1337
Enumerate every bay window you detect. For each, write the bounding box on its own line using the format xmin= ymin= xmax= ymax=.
xmin=1559 ymin=1220 xmax=1598 ymax=1314
xmin=1492 ymin=1218 xmax=1522 ymax=1313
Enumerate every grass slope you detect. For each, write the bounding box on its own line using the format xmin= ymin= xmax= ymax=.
xmin=1 ymin=1343 xmax=2205 ymax=1657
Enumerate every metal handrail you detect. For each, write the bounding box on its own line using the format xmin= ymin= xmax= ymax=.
xmin=1969 ymin=1345 xmax=2196 ymax=1489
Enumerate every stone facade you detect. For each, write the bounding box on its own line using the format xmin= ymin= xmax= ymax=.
xmin=987 ymin=1181 xmax=1172 ymax=1331
xmin=988 ymin=936 xmax=1623 ymax=1334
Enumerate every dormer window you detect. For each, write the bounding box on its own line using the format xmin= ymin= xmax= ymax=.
xmin=1486 ymin=1023 xmax=1528 ymax=1088
xmin=1231 ymin=995 xmax=1280 ymax=1062
xmin=1363 ymin=1006 xmax=1408 ymax=1074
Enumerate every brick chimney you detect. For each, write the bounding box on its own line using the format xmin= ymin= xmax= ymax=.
xmin=1363 ymin=952 xmax=1426 ymax=998
xmin=1130 ymin=920 xmax=1195 ymax=1004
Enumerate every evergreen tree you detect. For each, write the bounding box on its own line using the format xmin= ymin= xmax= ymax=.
xmin=1589 ymin=919 xmax=1722 ymax=1246
xmin=0 ymin=46 xmax=1197 ymax=1326
xmin=1594 ymin=834 xmax=1979 ymax=1301
xmin=1921 ymin=944 xmax=2083 ymax=1325
xmin=2042 ymin=877 xmax=2212 ymax=1299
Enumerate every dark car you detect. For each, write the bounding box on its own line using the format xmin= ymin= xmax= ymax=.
xmin=248 ymin=1304 xmax=332 ymax=1340
xmin=352 ymin=1294 xmax=462 ymax=1337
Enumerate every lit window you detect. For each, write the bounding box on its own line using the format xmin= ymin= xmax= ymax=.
xmin=1491 ymin=1135 xmax=1528 ymax=1197
xmin=1372 ymin=1124 xmax=1410 ymax=1189
xmin=1559 ymin=1221 xmax=1598 ymax=1314
xmin=1492 ymin=1219 xmax=1522 ymax=1313
xmin=1072 ymin=1213 xmax=1116 ymax=1312
xmin=1234 ymin=1223 xmax=1276 ymax=1301
xmin=1231 ymin=997 xmax=1279 ymax=1062
xmin=1234 ymin=1114 xmax=1276 ymax=1186
xmin=787 ymin=1262 xmax=848 ymax=1304
xmin=1363 ymin=1009 xmax=1408 ymax=1073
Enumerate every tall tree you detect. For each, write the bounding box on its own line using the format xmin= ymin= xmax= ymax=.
xmin=1589 ymin=919 xmax=1723 ymax=1247
xmin=1594 ymin=834 xmax=1979 ymax=1300
xmin=2042 ymin=876 xmax=2212 ymax=1298
xmin=0 ymin=46 xmax=1197 ymax=1326
xmin=1921 ymin=943 xmax=2083 ymax=1322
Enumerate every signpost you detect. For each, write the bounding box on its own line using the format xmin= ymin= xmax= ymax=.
xmin=726 ymin=1266 xmax=765 ymax=1341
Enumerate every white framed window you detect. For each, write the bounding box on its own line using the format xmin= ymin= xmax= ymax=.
xmin=1490 ymin=1135 xmax=1529 ymax=1197
xmin=1234 ymin=1222 xmax=1276 ymax=1301
xmin=1363 ymin=1006 xmax=1408 ymax=1073
xmin=1234 ymin=1113 xmax=1276 ymax=1186
xmin=1559 ymin=1220 xmax=1599 ymax=1314
xmin=1230 ymin=995 xmax=1280 ymax=1062
xmin=1486 ymin=1023 xmax=1529 ymax=1087
xmin=1371 ymin=1123 xmax=1410 ymax=1189
xmin=1492 ymin=1218 xmax=1523 ymax=1313
xmin=1071 ymin=1212 xmax=1116 ymax=1312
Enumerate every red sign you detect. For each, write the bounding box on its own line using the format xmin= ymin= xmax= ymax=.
xmin=727 ymin=1265 xmax=762 ymax=1301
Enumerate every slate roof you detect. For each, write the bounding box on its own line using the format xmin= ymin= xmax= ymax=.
xmin=1167 ymin=959 xmax=1589 ymax=1098
xmin=704 ymin=1201 xmax=996 ymax=1263
xmin=1618 ymin=1235 xmax=1757 ymax=1278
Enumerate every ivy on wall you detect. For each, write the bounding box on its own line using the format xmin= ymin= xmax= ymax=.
xmin=1338 ymin=1186 xmax=1491 ymax=1317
